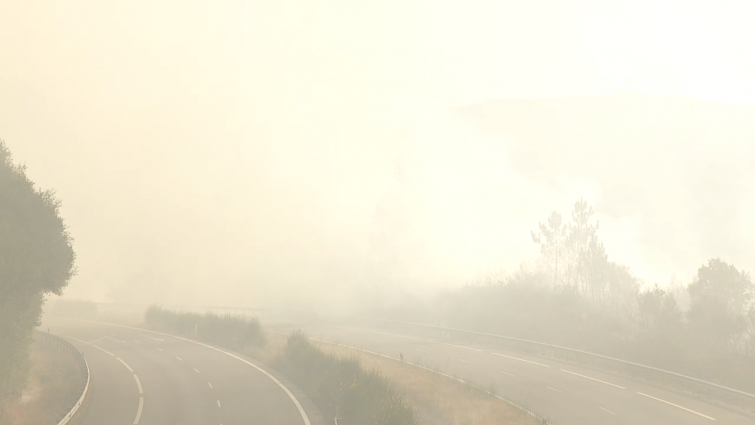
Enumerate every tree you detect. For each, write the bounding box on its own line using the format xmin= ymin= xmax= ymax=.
xmin=0 ymin=140 xmax=76 ymax=409
xmin=688 ymin=258 xmax=753 ymax=349
xmin=531 ymin=211 xmax=568 ymax=288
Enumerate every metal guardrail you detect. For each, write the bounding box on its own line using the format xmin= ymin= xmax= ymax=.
xmin=36 ymin=331 xmax=90 ymax=425
xmin=359 ymin=316 xmax=755 ymax=413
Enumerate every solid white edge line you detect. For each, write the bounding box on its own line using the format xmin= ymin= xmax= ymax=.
xmin=116 ymin=357 xmax=134 ymax=373
xmin=547 ymin=386 xmax=563 ymax=393
xmin=637 ymin=392 xmax=716 ymax=421
xmin=599 ymin=406 xmax=615 ymax=415
xmin=74 ymin=319 xmax=313 ymax=425
xmin=492 ymin=352 xmax=550 ymax=367
xmin=133 ymin=396 xmax=144 ymax=424
xmin=91 ymin=344 xmax=115 ymax=357
xmin=134 ymin=374 xmax=143 ymax=395
xmin=560 ymin=369 xmax=626 ymax=389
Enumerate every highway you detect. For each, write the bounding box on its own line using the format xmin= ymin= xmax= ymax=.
xmin=266 ymin=320 xmax=755 ymax=425
xmin=42 ymin=318 xmax=318 ymax=425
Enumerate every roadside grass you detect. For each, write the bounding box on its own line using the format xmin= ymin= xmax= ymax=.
xmin=1 ymin=337 xmax=81 ymax=425
xmin=145 ymin=308 xmax=417 ymax=425
xmin=272 ymin=330 xmax=417 ymax=425
xmin=324 ymin=344 xmax=541 ymax=425
xmin=262 ymin=331 xmax=540 ymax=425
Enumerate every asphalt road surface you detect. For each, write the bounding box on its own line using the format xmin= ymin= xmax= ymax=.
xmin=266 ymin=320 xmax=755 ymax=425
xmin=43 ymin=318 xmax=315 ymax=425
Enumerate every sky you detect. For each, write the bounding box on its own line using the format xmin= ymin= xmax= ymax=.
xmin=1 ymin=1 xmax=754 ymax=311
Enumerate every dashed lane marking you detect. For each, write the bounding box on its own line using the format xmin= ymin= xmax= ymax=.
xmin=208 ymin=382 xmax=213 ymax=389
xmin=175 ymin=356 xmax=183 ymax=361
xmin=116 ymin=357 xmax=134 ymax=373
xmin=560 ymin=369 xmax=626 ymax=390
xmin=547 ymin=387 xmax=563 ymax=393
xmin=134 ymin=375 xmax=143 ymax=395
xmin=434 ymin=341 xmax=482 ymax=352
xmin=492 ymin=352 xmax=550 ymax=367
xmin=92 ymin=344 xmax=115 ymax=357
xmin=133 ymin=396 xmax=144 ymax=424
xmin=600 ymin=407 xmax=615 ymax=415
xmin=500 ymin=371 xmax=515 ymax=377
xmin=637 ymin=392 xmax=716 ymax=421
xmin=194 ymin=368 xmax=200 ymax=374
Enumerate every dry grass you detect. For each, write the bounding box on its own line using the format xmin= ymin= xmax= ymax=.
xmin=2 ymin=338 xmax=82 ymax=425
xmin=259 ymin=331 xmax=539 ymax=425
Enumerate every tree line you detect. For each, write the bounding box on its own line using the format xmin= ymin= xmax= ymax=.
xmin=0 ymin=141 xmax=76 ymax=413
xmin=387 ymin=199 xmax=755 ymax=392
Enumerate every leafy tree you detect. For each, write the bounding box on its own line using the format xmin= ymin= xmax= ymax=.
xmin=0 ymin=141 xmax=75 ymax=409
xmin=688 ymin=258 xmax=753 ymax=349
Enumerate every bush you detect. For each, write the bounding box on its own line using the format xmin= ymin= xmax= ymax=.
xmin=275 ymin=331 xmax=416 ymax=425
xmin=144 ymin=305 xmax=265 ymax=349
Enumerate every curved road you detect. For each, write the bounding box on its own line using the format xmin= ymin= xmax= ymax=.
xmin=267 ymin=320 xmax=755 ymax=425
xmin=43 ymin=318 xmax=317 ymax=425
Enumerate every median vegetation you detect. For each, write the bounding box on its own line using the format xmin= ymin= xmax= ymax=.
xmin=144 ymin=307 xmax=417 ymax=425
xmin=144 ymin=305 xmax=266 ymax=349
xmin=274 ymin=331 xmax=416 ymax=425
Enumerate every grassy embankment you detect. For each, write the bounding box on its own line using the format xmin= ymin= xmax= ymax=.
xmin=1 ymin=336 xmax=82 ymax=425
xmin=144 ymin=306 xmax=539 ymax=425
xmin=145 ymin=306 xmax=415 ymax=425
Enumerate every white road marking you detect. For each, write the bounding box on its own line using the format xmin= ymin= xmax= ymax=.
xmin=217 ymin=400 xmax=222 ymax=408
xmin=156 ymin=348 xmax=163 ymax=352
xmin=599 ymin=406 xmax=615 ymax=415
xmin=145 ymin=336 xmax=164 ymax=341
xmin=194 ymin=368 xmax=200 ymax=374
xmin=500 ymin=371 xmax=515 ymax=377
xmin=63 ymin=335 xmax=91 ymax=345
xmin=175 ymin=356 xmax=183 ymax=361
xmin=116 ymin=357 xmax=134 ymax=373
xmin=435 ymin=341 xmax=482 ymax=352
xmin=75 ymin=319 xmax=313 ymax=425
xmin=492 ymin=352 xmax=550 ymax=367
xmin=133 ymin=375 xmax=143 ymax=395
xmin=457 ymin=358 xmax=471 ymax=363
xmin=208 ymin=382 xmax=213 ymax=389
xmin=415 ymin=349 xmax=429 ymax=353
xmin=547 ymin=386 xmax=563 ymax=393
xmin=92 ymin=344 xmax=115 ymax=357
xmin=560 ymin=369 xmax=626 ymax=389
xmin=637 ymin=392 xmax=716 ymax=421
xmin=133 ymin=396 xmax=144 ymax=424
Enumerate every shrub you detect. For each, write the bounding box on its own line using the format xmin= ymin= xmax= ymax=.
xmin=275 ymin=331 xmax=416 ymax=425
xmin=144 ymin=305 xmax=265 ymax=349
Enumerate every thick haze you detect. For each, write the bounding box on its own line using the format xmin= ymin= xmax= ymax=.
xmin=1 ymin=1 xmax=754 ymax=312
